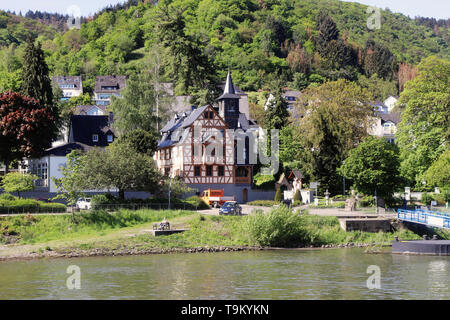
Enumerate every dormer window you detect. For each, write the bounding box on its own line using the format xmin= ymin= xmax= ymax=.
xmin=107 ymin=135 xmax=113 ymax=143
xmin=92 ymin=134 xmax=99 ymax=142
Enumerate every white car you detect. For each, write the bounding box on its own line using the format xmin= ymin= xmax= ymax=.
xmin=76 ymin=198 xmax=92 ymax=210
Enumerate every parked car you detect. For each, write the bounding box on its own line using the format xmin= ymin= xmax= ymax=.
xmin=76 ymin=198 xmax=92 ymax=210
xmin=219 ymin=201 xmax=242 ymax=215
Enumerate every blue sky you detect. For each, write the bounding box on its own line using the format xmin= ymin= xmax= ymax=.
xmin=0 ymin=0 xmax=448 ymax=19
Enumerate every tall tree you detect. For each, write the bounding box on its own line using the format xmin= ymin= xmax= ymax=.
xmin=76 ymin=141 xmax=162 ymax=200
xmin=0 ymin=91 xmax=58 ymax=172
xmin=396 ymin=56 xmax=450 ymax=187
xmin=109 ymin=71 xmax=159 ymax=135
xmin=363 ymin=39 xmax=396 ymax=80
xmin=339 ymin=136 xmax=403 ymax=198
xmin=291 ymin=80 xmax=374 ymax=194
xmin=264 ymin=88 xmax=290 ymax=130
xmin=155 ymin=4 xmax=218 ymax=106
xmin=21 ymin=39 xmax=55 ymax=109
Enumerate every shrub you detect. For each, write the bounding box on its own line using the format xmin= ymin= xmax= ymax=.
xmin=421 ymin=193 xmax=434 ymax=205
xmin=0 ymin=193 xmax=17 ymax=201
xmin=245 ymin=206 xmax=308 ymax=247
xmin=358 ymin=195 xmax=374 ymax=207
xmin=39 ymin=203 xmax=67 ymax=213
xmin=185 ymin=196 xmax=210 ymax=210
xmin=293 ymin=190 xmax=301 ymax=202
xmin=274 ymin=189 xmax=282 ymax=202
xmin=247 ymin=200 xmax=278 ymax=207
xmin=253 ymin=173 xmax=276 ymax=190
xmin=332 ymin=195 xmax=347 ymax=201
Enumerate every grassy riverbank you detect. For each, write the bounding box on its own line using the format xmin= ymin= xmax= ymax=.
xmin=1 ymin=206 xmax=444 ymax=260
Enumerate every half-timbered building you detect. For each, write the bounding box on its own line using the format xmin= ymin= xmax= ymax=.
xmin=155 ymin=72 xmax=262 ymax=202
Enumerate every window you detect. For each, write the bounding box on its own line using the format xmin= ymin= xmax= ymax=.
xmin=218 ymin=166 xmax=224 ymax=177
xmin=194 ymin=166 xmax=201 ymax=177
xmin=206 ymin=166 xmax=212 ymax=176
xmin=107 ymin=135 xmax=113 ymax=143
xmin=164 ymin=168 xmax=170 ymax=176
xmin=92 ymin=134 xmax=99 ymax=142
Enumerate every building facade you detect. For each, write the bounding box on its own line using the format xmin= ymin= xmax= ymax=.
xmin=94 ymin=75 xmax=127 ymax=106
xmin=52 ymin=76 xmax=83 ymax=101
xmin=155 ymin=72 xmax=267 ymax=203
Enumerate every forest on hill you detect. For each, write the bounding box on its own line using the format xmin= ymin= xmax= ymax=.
xmin=0 ymin=0 xmax=448 ymax=102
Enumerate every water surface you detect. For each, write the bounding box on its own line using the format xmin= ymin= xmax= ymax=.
xmin=0 ymin=249 xmax=448 ymax=299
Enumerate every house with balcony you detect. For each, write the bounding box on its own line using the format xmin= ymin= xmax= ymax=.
xmin=52 ymin=76 xmax=83 ymax=101
xmin=368 ymin=111 xmax=401 ymax=144
xmin=94 ymin=75 xmax=127 ymax=106
xmin=155 ymin=72 xmax=270 ymax=203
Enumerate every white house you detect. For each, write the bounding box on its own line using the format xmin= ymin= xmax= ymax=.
xmin=94 ymin=75 xmax=127 ymax=106
xmin=52 ymin=76 xmax=83 ymax=101
xmin=384 ymin=95 xmax=399 ymax=113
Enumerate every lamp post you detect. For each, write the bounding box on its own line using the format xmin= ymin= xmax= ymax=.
xmin=342 ymin=160 xmax=346 ymax=196
xmin=168 ymin=169 xmax=172 ymax=210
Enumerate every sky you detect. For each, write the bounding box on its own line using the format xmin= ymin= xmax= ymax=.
xmin=0 ymin=0 xmax=448 ymax=19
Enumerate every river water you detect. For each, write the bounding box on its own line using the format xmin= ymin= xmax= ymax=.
xmin=0 ymin=248 xmax=448 ymax=300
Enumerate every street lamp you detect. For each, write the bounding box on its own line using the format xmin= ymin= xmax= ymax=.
xmin=342 ymin=160 xmax=346 ymax=195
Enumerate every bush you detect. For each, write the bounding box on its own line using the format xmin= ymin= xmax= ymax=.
xmin=0 ymin=198 xmax=66 ymax=214
xmin=185 ymin=196 xmax=210 ymax=210
xmin=421 ymin=193 xmax=434 ymax=205
xmin=274 ymin=189 xmax=282 ymax=202
xmin=253 ymin=173 xmax=276 ymax=190
xmin=247 ymin=200 xmax=278 ymax=207
xmin=39 ymin=203 xmax=67 ymax=213
xmin=0 ymin=193 xmax=17 ymax=201
xmin=245 ymin=206 xmax=307 ymax=247
xmin=358 ymin=195 xmax=374 ymax=207
xmin=332 ymin=195 xmax=347 ymax=201
xmin=293 ymin=190 xmax=301 ymax=202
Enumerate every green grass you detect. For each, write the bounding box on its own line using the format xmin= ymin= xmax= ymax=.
xmin=0 ymin=209 xmax=195 ymax=244
xmin=2 ymin=207 xmax=448 ymax=258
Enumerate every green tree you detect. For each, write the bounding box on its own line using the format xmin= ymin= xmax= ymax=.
xmin=117 ymin=129 xmax=158 ymax=157
xmin=21 ymin=39 xmax=55 ymax=110
xmin=264 ymin=89 xmax=290 ymax=130
xmin=77 ymin=141 xmax=162 ymax=201
xmin=339 ymin=136 xmax=403 ymax=198
xmin=109 ymin=71 xmax=158 ymax=135
xmin=292 ymin=80 xmax=374 ymax=193
xmin=52 ymin=150 xmax=86 ymax=207
xmin=274 ymin=188 xmax=282 ymax=202
xmin=396 ymin=56 xmax=450 ymax=187
xmin=1 ymin=172 xmax=38 ymax=197
xmin=423 ymin=150 xmax=450 ymax=190
xmin=155 ymin=4 xmax=218 ymax=105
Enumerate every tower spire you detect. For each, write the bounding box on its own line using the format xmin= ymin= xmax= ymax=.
xmin=223 ymin=70 xmax=235 ymax=95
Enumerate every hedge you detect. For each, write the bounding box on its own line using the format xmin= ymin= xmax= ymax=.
xmin=0 ymin=198 xmax=67 ymax=214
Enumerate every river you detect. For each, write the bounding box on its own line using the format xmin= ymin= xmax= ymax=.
xmin=0 ymin=248 xmax=448 ymax=299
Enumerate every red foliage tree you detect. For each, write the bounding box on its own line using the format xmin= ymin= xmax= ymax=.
xmin=0 ymin=91 xmax=57 ymax=172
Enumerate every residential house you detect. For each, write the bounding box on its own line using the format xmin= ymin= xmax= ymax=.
xmin=75 ymin=105 xmax=108 ymax=116
xmin=384 ymin=95 xmax=399 ymax=113
xmin=155 ymin=72 xmax=271 ymax=203
xmin=264 ymin=89 xmax=301 ymax=112
xmin=368 ymin=111 xmax=401 ymax=144
xmin=52 ymin=76 xmax=83 ymax=101
xmin=21 ymin=114 xmax=116 ymax=193
xmin=94 ymin=75 xmax=127 ymax=106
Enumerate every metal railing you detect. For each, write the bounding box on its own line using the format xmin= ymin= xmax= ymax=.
xmin=397 ymin=209 xmax=450 ymax=229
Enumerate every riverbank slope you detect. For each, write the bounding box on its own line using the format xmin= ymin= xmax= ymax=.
xmin=0 ymin=208 xmax=432 ymax=261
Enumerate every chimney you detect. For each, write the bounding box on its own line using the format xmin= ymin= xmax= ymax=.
xmin=108 ymin=112 xmax=114 ymax=126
